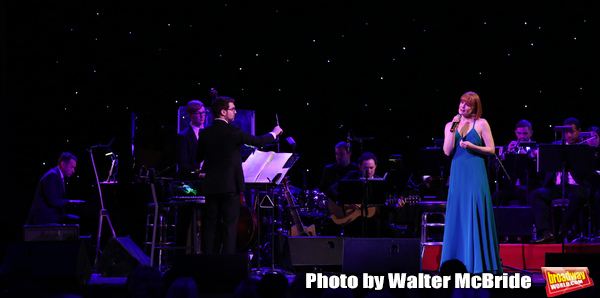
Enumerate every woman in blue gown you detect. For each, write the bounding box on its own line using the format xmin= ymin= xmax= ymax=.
xmin=440 ymin=91 xmax=503 ymax=274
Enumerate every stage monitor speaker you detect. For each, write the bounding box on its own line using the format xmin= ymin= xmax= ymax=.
xmin=286 ymin=236 xmax=344 ymax=266
xmin=493 ymin=207 xmax=534 ymax=236
xmin=96 ymin=237 xmax=150 ymax=277
xmin=343 ymin=238 xmax=420 ymax=274
xmin=1 ymin=241 xmax=92 ymax=286
xmin=169 ymin=253 xmax=250 ymax=292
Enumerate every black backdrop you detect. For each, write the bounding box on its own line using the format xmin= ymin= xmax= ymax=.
xmin=3 ymin=1 xmax=598 ymax=247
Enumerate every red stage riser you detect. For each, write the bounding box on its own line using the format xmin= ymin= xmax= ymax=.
xmin=422 ymin=244 xmax=600 ymax=271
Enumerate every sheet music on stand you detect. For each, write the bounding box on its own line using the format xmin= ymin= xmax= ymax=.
xmin=243 ymin=150 xmax=298 ymax=185
xmin=242 ymin=150 xmax=298 ymax=275
xmin=537 ymin=144 xmax=595 ymax=173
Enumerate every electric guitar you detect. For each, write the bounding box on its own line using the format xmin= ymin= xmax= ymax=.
xmin=282 ymin=178 xmax=316 ymax=236
xmin=329 ymin=195 xmax=420 ymax=226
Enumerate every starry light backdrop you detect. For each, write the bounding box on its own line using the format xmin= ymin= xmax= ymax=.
xmin=3 ymin=1 xmax=598 ymax=242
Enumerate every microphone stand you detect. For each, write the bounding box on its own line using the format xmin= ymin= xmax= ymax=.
xmin=360 ymin=175 xmax=370 ymax=238
xmin=493 ymin=154 xmax=511 ymax=207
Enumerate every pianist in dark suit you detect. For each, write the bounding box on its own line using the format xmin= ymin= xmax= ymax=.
xmin=197 ymin=96 xmax=282 ymax=254
xmin=27 ymin=152 xmax=81 ymax=225
xmin=177 ymin=100 xmax=206 ymax=180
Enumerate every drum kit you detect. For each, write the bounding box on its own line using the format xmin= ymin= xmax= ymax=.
xmin=269 ymin=185 xmax=341 ymax=237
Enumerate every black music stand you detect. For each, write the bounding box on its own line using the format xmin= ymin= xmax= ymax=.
xmin=538 ymin=144 xmax=595 ymax=247
xmin=244 ymin=152 xmax=299 ymax=276
xmin=501 ymin=153 xmax=530 ymax=206
xmin=338 ymin=178 xmax=387 ymax=237
xmin=88 ymin=140 xmax=117 ymax=265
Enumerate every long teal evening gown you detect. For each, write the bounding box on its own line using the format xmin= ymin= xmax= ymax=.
xmin=440 ymin=120 xmax=503 ymax=274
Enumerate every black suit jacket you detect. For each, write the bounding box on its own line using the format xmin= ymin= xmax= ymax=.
xmin=196 ymin=120 xmax=275 ymax=195
xmin=28 ymin=167 xmax=69 ymax=224
xmin=318 ymin=162 xmax=358 ymax=193
xmin=177 ymin=125 xmax=201 ymax=179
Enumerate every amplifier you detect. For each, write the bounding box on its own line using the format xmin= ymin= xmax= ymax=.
xmin=23 ymin=224 xmax=79 ymax=242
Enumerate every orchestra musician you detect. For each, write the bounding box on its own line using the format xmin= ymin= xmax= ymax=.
xmin=318 ymin=141 xmax=358 ymax=198
xmin=327 ymin=152 xmax=403 ymax=238
xmin=27 ymin=152 xmax=84 ymax=225
xmin=439 ymin=91 xmax=502 ymax=274
xmin=492 ymin=119 xmax=541 ymax=206
xmin=529 ymin=118 xmax=594 ymax=244
xmin=174 ymin=100 xmax=206 ymax=251
xmin=586 ymin=126 xmax=599 ymax=148
xmin=586 ymin=126 xmax=600 ymax=239
xmin=196 ymin=96 xmax=282 ymax=254
xmin=176 ymin=100 xmax=206 ymax=180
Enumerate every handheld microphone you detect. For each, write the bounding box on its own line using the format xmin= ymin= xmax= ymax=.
xmin=450 ymin=114 xmax=462 ymax=132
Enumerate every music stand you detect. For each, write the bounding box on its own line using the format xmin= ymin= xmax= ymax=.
xmin=88 ymin=140 xmax=117 ymax=265
xmin=538 ymin=144 xmax=595 ymax=246
xmin=501 ymin=153 xmax=530 ymax=206
xmin=245 ymin=152 xmax=299 ymax=275
xmin=338 ymin=178 xmax=388 ymax=237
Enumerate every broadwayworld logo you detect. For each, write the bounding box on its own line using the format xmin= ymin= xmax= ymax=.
xmin=542 ymin=267 xmax=594 ymax=297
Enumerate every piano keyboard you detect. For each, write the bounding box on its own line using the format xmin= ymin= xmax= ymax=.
xmin=171 ymin=196 xmax=205 ymax=203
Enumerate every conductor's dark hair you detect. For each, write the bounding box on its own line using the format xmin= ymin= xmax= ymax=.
xmin=563 ymin=118 xmax=581 ymax=130
xmin=358 ymin=152 xmax=377 ymax=166
xmin=335 ymin=141 xmax=351 ymax=153
xmin=57 ymin=152 xmax=77 ymax=167
xmin=211 ymin=96 xmax=235 ymax=119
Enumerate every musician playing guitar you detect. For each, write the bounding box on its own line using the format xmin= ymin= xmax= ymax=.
xmin=327 ymin=152 xmax=405 ymax=237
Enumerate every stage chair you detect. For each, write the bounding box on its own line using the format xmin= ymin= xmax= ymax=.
xmin=418 ymin=201 xmax=446 ymax=271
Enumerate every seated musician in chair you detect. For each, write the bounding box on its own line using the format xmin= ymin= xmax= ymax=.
xmin=318 ymin=141 xmax=358 ymax=198
xmin=327 ymin=152 xmax=404 ymax=238
xmin=492 ymin=119 xmax=541 ymax=206
xmin=585 ymin=126 xmax=600 ymax=239
xmin=27 ymin=152 xmax=83 ymax=225
xmin=529 ymin=118 xmax=594 ymax=244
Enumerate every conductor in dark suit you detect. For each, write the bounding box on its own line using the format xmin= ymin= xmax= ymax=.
xmin=27 ymin=152 xmax=82 ymax=225
xmin=177 ymin=100 xmax=206 ymax=180
xmin=197 ymin=96 xmax=283 ymax=254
